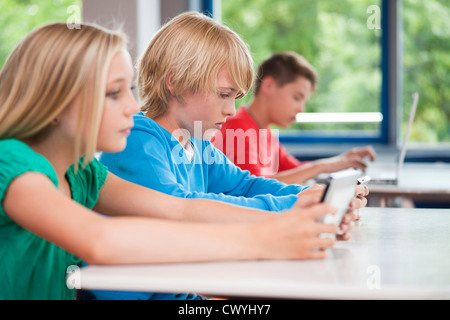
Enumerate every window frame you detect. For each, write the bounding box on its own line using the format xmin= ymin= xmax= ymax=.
xmin=209 ymin=0 xmax=450 ymax=162
xmin=210 ymin=0 xmax=395 ymax=146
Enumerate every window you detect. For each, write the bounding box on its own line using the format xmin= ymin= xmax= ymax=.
xmin=401 ymin=0 xmax=450 ymax=145
xmin=219 ymin=0 xmax=450 ymax=150
xmin=221 ymin=0 xmax=384 ymax=143
xmin=0 ymin=0 xmax=82 ymax=68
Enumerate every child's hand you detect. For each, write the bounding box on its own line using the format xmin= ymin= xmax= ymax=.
xmin=252 ymin=203 xmax=337 ymax=260
xmin=353 ymin=183 xmax=369 ymax=211
xmin=316 ymin=146 xmax=376 ymax=173
xmin=294 ymin=184 xmax=326 ymax=208
xmin=336 ymin=208 xmax=358 ymax=240
xmin=336 ymin=184 xmax=369 ymax=240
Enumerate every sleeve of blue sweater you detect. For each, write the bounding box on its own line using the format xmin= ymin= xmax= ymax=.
xmin=202 ymin=139 xmax=308 ymax=202
xmin=100 ymin=119 xmax=307 ymax=212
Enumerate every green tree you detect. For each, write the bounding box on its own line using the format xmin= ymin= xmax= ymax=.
xmin=0 ymin=0 xmax=81 ymax=67
xmin=222 ymin=0 xmax=381 ymax=134
xmin=222 ymin=0 xmax=449 ymax=142
xmin=402 ymin=0 xmax=450 ymax=143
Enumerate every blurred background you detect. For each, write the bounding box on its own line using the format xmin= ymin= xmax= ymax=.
xmin=1 ymin=0 xmax=449 ymax=159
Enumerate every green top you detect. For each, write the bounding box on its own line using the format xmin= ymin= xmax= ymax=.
xmin=0 ymin=139 xmax=108 ymax=300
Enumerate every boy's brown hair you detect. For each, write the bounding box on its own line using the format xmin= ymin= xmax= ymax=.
xmin=254 ymin=51 xmax=318 ymax=95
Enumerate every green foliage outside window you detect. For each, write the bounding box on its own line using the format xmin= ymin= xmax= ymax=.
xmin=402 ymin=0 xmax=450 ymax=143
xmin=1 ymin=0 xmax=448 ymax=143
xmin=0 ymin=0 xmax=82 ymax=67
xmin=222 ymin=0 xmax=450 ymax=143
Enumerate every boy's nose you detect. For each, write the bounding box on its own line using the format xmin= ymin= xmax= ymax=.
xmin=224 ymin=101 xmax=236 ymax=117
xmin=296 ymin=102 xmax=305 ymax=113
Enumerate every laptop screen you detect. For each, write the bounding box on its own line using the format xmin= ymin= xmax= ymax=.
xmin=396 ymin=92 xmax=419 ymax=177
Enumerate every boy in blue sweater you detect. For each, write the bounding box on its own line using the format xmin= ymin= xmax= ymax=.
xmin=100 ymin=11 xmax=349 ymax=214
xmin=100 ymin=112 xmax=310 ymax=212
xmin=98 ymin=12 xmax=368 ymax=300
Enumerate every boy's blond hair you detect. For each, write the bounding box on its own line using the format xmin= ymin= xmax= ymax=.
xmin=138 ymin=12 xmax=254 ymax=119
xmin=0 ymin=23 xmax=127 ymax=170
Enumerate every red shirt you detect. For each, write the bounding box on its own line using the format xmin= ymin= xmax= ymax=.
xmin=212 ymin=107 xmax=302 ymax=177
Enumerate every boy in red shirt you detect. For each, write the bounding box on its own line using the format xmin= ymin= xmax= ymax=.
xmin=213 ymin=52 xmax=376 ymax=184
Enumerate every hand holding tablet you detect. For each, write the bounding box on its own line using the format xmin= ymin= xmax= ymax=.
xmin=319 ymin=170 xmax=361 ymax=227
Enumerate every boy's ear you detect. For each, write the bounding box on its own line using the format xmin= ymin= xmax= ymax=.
xmin=166 ymin=71 xmax=175 ymax=96
xmin=260 ymin=76 xmax=277 ymax=94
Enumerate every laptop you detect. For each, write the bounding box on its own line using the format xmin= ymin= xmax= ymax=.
xmin=366 ymin=92 xmax=419 ymax=185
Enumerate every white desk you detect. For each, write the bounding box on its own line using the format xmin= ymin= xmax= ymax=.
xmin=79 ymin=207 xmax=450 ymax=300
xmin=366 ymin=163 xmax=450 ymax=206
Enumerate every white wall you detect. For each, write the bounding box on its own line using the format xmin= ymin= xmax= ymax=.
xmin=82 ymin=0 xmax=213 ymax=62
xmin=83 ymin=0 xmax=164 ymax=62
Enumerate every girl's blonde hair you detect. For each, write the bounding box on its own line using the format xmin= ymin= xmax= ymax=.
xmin=138 ymin=11 xmax=254 ymax=119
xmin=0 ymin=23 xmax=127 ymax=170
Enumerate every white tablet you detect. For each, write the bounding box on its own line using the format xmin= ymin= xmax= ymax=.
xmin=319 ymin=169 xmax=360 ymax=226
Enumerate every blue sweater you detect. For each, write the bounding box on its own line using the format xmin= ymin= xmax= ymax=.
xmin=100 ymin=113 xmax=307 ymax=212
xmin=93 ymin=113 xmax=307 ymax=300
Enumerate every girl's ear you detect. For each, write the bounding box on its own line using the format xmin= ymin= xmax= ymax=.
xmin=51 ymin=117 xmax=61 ymax=125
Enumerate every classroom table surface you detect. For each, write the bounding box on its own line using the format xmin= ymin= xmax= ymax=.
xmin=365 ymin=162 xmax=450 ymax=206
xmin=367 ymin=162 xmax=450 ymax=193
xmin=78 ymin=207 xmax=450 ymax=300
